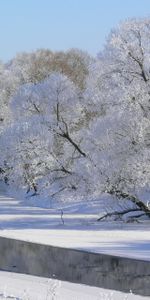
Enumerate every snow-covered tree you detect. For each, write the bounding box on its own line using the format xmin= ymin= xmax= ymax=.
xmin=91 ymin=18 xmax=150 ymax=218
xmin=0 ymin=73 xmax=88 ymax=197
xmin=1 ymin=18 xmax=150 ymax=219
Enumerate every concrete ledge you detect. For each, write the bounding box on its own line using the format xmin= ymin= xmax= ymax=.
xmin=0 ymin=236 xmax=149 ymax=296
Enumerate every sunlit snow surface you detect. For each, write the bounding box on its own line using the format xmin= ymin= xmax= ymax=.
xmin=0 ymin=193 xmax=150 ymax=260
xmin=0 ymin=271 xmax=148 ymax=300
xmin=0 ymin=185 xmax=150 ymax=299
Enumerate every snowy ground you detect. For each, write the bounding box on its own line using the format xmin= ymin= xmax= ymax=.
xmin=0 ymin=184 xmax=150 ymax=299
xmin=0 ymin=270 xmax=148 ymax=300
xmin=0 ymin=193 xmax=150 ymax=260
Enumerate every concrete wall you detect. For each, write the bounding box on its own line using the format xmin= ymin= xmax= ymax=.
xmin=0 ymin=236 xmax=149 ymax=296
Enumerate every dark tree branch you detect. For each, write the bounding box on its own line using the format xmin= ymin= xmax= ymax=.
xmin=33 ymin=103 xmax=41 ymax=113
xmin=120 ymin=34 xmax=148 ymax=83
xmin=97 ymin=208 xmax=142 ymax=221
xmin=106 ymin=187 xmax=150 ymax=218
xmin=57 ymin=118 xmax=86 ymax=157
xmin=128 ymin=51 xmax=148 ymax=83
xmin=50 ymin=187 xmax=66 ymax=198
xmin=56 ymin=102 xmax=60 ymax=125
xmin=51 ymin=166 xmax=72 ymax=175
xmin=58 ymin=131 xmax=86 ymax=157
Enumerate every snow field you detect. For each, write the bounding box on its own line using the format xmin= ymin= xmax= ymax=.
xmin=0 ymin=271 xmax=148 ymax=300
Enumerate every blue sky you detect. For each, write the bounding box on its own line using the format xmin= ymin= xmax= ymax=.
xmin=0 ymin=0 xmax=150 ymax=62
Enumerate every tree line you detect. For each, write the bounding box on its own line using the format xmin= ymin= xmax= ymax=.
xmin=0 ymin=18 xmax=150 ymax=220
